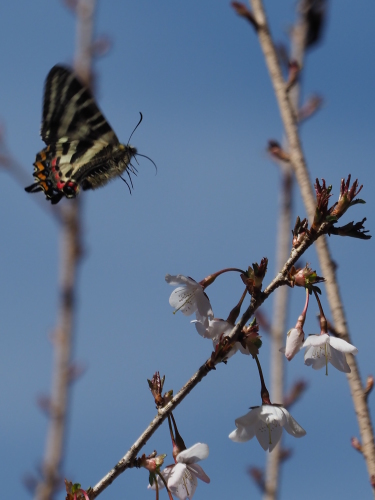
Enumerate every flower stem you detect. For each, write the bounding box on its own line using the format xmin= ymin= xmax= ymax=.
xmin=254 ymin=354 xmax=271 ymax=404
xmin=302 ymin=287 xmax=309 ymax=316
xmin=170 ymin=412 xmax=186 ymax=452
xmin=167 ymin=414 xmax=175 ymax=444
xmin=155 ymin=478 xmax=159 ymax=500
xmin=199 ymin=267 xmax=247 ymax=288
xmin=313 ymin=289 xmax=328 ymax=334
xmin=227 ymin=287 xmax=248 ymax=324
xmin=156 ymin=471 xmax=173 ymax=500
xmin=295 ymin=288 xmax=309 ymax=330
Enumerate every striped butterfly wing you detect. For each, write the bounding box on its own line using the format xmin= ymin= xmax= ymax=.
xmin=26 ymin=65 xmax=136 ymax=203
xmin=41 ymin=65 xmax=118 ymax=145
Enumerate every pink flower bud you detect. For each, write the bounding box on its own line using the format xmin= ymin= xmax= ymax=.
xmin=284 ymin=328 xmax=304 ymax=361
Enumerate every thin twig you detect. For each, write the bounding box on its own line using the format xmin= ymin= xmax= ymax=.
xmin=249 ymin=0 xmax=375 ymax=488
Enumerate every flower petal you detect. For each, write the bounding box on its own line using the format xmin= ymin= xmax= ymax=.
xmin=329 ymin=345 xmax=351 ymax=373
xmin=235 ymin=408 xmax=260 ymax=427
xmin=303 ymin=334 xmax=329 ymax=347
xmin=280 ymin=407 xmax=306 ymax=438
xmin=259 ymin=405 xmax=287 ymax=428
xmin=255 ymin=419 xmax=283 ymax=452
xmin=191 ymin=319 xmax=209 ymax=337
xmin=168 ymin=463 xmax=197 ymax=500
xmin=304 ymin=346 xmax=326 ymax=370
xmin=229 ymin=425 xmax=256 ymax=442
xmin=169 ymin=287 xmax=199 ymax=316
xmin=329 ymin=336 xmax=358 ymax=355
xmin=195 ymin=291 xmax=214 ymax=319
xmin=207 ymin=319 xmax=232 ymax=340
xmin=165 ymin=274 xmax=197 ymax=286
xmin=229 ymin=409 xmax=258 ymax=442
xmin=188 ymin=464 xmax=210 ymax=484
xmin=177 ymin=443 xmax=209 ymax=464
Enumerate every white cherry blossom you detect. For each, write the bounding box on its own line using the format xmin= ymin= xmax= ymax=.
xmin=229 ymin=405 xmax=306 ymax=452
xmin=303 ymin=333 xmax=358 ymax=374
xmin=148 ymin=443 xmax=210 ymax=500
xmin=166 ymin=274 xmax=213 ymax=322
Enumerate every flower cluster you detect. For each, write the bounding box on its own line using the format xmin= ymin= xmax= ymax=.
xmin=163 ymin=230 xmax=364 ymax=469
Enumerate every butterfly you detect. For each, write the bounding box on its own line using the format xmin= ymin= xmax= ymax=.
xmin=25 ymin=65 xmax=139 ymax=204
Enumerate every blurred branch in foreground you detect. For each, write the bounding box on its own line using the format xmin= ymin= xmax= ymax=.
xmin=34 ymin=0 xmax=96 ymax=498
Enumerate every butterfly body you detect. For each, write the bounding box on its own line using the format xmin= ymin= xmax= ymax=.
xmin=25 ymin=65 xmax=137 ymax=204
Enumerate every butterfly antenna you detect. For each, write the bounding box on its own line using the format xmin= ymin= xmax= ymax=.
xmin=127 ymin=112 xmax=143 ymax=144
xmin=135 ymin=153 xmax=158 ymax=174
xmin=120 ymin=176 xmax=132 ymax=194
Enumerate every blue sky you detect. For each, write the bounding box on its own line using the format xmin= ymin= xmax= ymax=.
xmin=1 ymin=1 xmax=374 ymax=499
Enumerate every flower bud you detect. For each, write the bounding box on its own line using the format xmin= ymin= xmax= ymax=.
xmin=312 ymin=178 xmax=333 ymax=231
xmin=288 ymin=264 xmax=324 ymax=288
xmin=147 ymin=372 xmax=173 ymax=409
xmin=283 ymin=327 xmax=304 ymax=361
xmin=330 ymin=175 xmax=363 ymax=219
xmin=140 ymin=453 xmax=167 ymax=472
xmin=292 ymin=217 xmax=309 ymax=247
xmin=241 ymin=258 xmax=268 ymax=294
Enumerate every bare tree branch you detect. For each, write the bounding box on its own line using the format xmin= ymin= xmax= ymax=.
xmin=249 ymin=0 xmax=375 ymax=488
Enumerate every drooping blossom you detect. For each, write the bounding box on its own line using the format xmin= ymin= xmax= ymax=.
xmin=303 ymin=333 xmax=358 ymax=374
xmin=148 ymin=443 xmax=210 ymax=500
xmin=165 ymin=274 xmax=213 ymax=323
xmin=229 ymin=405 xmax=306 ymax=452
